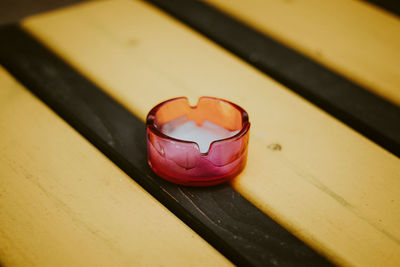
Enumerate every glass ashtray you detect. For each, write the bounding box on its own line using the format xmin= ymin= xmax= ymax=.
xmin=146 ymin=96 xmax=250 ymax=186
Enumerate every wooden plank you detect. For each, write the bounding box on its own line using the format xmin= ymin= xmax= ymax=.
xmin=205 ymin=0 xmax=400 ymax=107
xmin=147 ymin=0 xmax=400 ymax=164
xmin=0 ymin=26 xmax=331 ymax=267
xmin=17 ymin=0 xmax=400 ymax=266
xmin=0 ymin=66 xmax=231 ymax=266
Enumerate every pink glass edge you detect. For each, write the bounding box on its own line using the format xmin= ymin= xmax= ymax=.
xmin=146 ymin=96 xmax=250 ymax=155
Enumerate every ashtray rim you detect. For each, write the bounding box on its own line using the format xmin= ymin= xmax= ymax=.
xmin=146 ymin=96 xmax=250 ymax=156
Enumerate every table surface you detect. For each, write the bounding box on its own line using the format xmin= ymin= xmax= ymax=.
xmin=1 ymin=0 xmax=399 ymax=266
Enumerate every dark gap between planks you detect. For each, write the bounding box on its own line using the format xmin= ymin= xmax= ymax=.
xmin=364 ymin=0 xmax=400 ymax=18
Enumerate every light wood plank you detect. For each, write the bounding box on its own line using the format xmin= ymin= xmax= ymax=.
xmin=0 ymin=66 xmax=230 ymax=267
xmin=206 ymin=0 xmax=400 ymax=106
xmin=22 ymin=0 xmax=400 ymax=266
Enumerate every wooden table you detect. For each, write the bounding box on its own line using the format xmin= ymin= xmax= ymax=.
xmin=1 ymin=0 xmax=399 ymax=266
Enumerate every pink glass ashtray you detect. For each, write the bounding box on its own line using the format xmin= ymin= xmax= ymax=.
xmin=146 ymin=97 xmax=250 ymax=186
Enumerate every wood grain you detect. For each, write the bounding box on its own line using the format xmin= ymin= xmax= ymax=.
xmin=205 ymin=0 xmax=400 ymax=107
xmin=19 ymin=0 xmax=400 ymax=266
xmin=0 ymin=66 xmax=231 ymax=267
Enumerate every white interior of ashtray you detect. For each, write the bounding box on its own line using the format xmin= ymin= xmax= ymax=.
xmin=162 ymin=118 xmax=239 ymax=153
